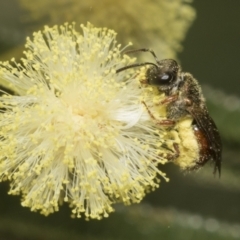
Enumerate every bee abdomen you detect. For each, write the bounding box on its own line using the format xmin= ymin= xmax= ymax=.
xmin=190 ymin=124 xmax=212 ymax=170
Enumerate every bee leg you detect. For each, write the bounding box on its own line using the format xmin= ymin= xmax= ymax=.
xmin=157 ymin=119 xmax=176 ymax=126
xmin=160 ymin=94 xmax=178 ymax=105
xmin=159 ymin=143 xmax=180 ymax=161
xmin=166 ymin=143 xmax=180 ymax=161
xmin=140 ymin=78 xmax=148 ymax=84
xmin=142 ymin=101 xmax=175 ymax=126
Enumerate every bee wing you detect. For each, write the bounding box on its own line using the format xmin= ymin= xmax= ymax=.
xmin=187 ymin=105 xmax=222 ymax=176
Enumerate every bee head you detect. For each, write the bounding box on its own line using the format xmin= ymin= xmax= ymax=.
xmin=116 ymin=49 xmax=181 ymax=93
xmin=146 ymin=59 xmax=180 ymax=92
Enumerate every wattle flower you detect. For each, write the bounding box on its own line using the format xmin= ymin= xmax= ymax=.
xmin=0 ymin=23 xmax=170 ymax=219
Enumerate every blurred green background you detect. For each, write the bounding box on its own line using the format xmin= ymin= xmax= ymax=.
xmin=0 ymin=0 xmax=240 ymax=239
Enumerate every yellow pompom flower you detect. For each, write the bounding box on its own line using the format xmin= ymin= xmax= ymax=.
xmin=0 ymin=23 xmax=172 ymax=219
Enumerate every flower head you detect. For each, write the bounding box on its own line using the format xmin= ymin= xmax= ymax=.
xmin=0 ymin=23 xmax=172 ymax=219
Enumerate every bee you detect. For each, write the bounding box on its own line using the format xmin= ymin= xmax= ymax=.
xmin=116 ymin=48 xmax=222 ymax=176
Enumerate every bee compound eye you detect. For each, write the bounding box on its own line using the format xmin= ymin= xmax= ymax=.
xmin=159 ymin=73 xmax=174 ymax=83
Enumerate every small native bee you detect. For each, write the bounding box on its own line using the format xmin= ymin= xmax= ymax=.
xmin=116 ymin=48 xmax=222 ymax=176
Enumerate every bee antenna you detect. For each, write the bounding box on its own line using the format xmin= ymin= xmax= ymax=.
xmin=116 ymin=62 xmax=158 ymax=73
xmin=124 ymin=48 xmax=160 ymax=63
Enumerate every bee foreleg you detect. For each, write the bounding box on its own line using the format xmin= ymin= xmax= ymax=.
xmin=142 ymin=101 xmax=176 ymax=126
xmin=160 ymin=94 xmax=178 ymax=105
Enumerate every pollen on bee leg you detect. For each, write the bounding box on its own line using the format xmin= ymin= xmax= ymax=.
xmin=171 ymin=118 xmax=200 ymax=170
